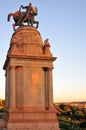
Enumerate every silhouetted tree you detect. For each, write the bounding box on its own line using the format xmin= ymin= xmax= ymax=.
xmin=80 ymin=120 xmax=86 ymax=129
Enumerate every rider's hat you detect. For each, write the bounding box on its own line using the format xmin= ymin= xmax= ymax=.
xmin=29 ymin=3 xmax=32 ymax=5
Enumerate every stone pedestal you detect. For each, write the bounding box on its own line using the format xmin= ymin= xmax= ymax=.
xmin=3 ymin=26 xmax=60 ymax=130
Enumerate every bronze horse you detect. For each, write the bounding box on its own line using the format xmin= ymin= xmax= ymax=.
xmin=7 ymin=8 xmax=39 ymax=31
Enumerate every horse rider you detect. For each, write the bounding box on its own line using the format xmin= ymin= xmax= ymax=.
xmin=21 ymin=3 xmax=34 ymax=21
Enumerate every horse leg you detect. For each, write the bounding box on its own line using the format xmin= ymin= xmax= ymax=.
xmin=33 ymin=21 xmax=39 ymax=28
xmin=30 ymin=21 xmax=33 ymax=27
xmin=27 ymin=17 xmax=30 ymax=26
xmin=12 ymin=23 xmax=16 ymax=31
xmin=36 ymin=21 xmax=39 ymax=28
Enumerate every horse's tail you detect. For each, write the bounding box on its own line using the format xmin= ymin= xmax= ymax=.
xmin=7 ymin=13 xmax=13 ymax=21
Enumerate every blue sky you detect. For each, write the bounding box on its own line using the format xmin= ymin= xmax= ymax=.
xmin=0 ymin=0 xmax=86 ymax=102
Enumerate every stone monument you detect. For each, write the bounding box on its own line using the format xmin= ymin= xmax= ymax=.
xmin=3 ymin=3 xmax=60 ymax=130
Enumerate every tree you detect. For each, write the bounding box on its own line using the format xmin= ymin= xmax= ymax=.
xmin=0 ymin=99 xmax=5 ymax=110
xmin=80 ymin=120 xmax=86 ymax=129
xmin=75 ymin=110 xmax=84 ymax=121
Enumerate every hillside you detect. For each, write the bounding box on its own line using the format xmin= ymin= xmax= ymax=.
xmin=54 ymin=102 xmax=86 ymax=130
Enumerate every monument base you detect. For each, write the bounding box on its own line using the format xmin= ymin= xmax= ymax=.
xmin=3 ymin=111 xmax=60 ymax=130
xmin=3 ymin=122 xmax=60 ymax=130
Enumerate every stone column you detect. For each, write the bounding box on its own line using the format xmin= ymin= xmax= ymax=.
xmin=45 ymin=68 xmax=49 ymax=110
xmin=44 ymin=68 xmax=49 ymax=110
xmin=48 ymin=67 xmax=54 ymax=109
xmin=9 ymin=66 xmax=16 ymax=110
xmin=5 ymin=72 xmax=8 ymax=108
xmin=44 ymin=67 xmax=54 ymax=110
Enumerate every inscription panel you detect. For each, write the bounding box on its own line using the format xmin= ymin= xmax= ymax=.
xmin=23 ymin=67 xmax=44 ymax=106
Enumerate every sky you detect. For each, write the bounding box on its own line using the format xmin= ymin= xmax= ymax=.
xmin=0 ymin=0 xmax=86 ymax=103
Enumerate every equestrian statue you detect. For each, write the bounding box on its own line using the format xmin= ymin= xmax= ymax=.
xmin=7 ymin=3 xmax=39 ymax=31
